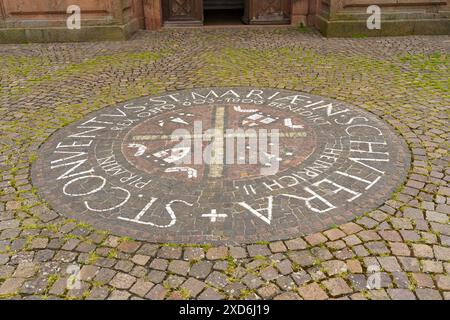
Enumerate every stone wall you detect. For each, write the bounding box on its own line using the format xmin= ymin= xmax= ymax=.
xmin=0 ymin=0 xmax=141 ymax=43
xmin=317 ymin=0 xmax=450 ymax=36
xmin=0 ymin=0 xmax=448 ymax=42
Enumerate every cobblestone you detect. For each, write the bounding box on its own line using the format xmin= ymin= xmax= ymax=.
xmin=298 ymin=283 xmax=328 ymax=300
xmin=0 ymin=28 xmax=448 ymax=300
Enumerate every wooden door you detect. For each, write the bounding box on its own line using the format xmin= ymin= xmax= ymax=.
xmin=244 ymin=0 xmax=291 ymax=24
xmin=162 ymin=0 xmax=203 ymax=26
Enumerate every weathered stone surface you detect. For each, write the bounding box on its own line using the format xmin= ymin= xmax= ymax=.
xmin=198 ymin=288 xmax=225 ymax=300
xmin=388 ymin=289 xmax=416 ymax=300
xmin=242 ymin=274 xmax=264 ymax=290
xmin=147 ymin=270 xmax=166 ymax=284
xmin=276 ymin=260 xmax=293 ymax=275
xmin=145 ymin=284 xmax=168 ymax=300
xmin=274 ymin=292 xmax=301 ymax=300
xmin=378 ymin=257 xmax=402 ymax=272
xmin=412 ymin=244 xmax=434 ymax=258
xmin=305 ymin=233 xmax=328 ymax=246
xmin=158 ymin=247 xmax=182 ymax=260
xmin=110 ymin=273 xmax=136 ymax=290
xmin=132 ymin=254 xmax=151 ymax=266
xmin=189 ymin=261 xmax=213 ymax=279
xmin=324 ymin=229 xmax=346 ymax=241
xmin=298 ymin=283 xmax=328 ymax=300
xmin=206 ymin=247 xmax=228 ymax=260
xmin=434 ymin=246 xmax=450 ymax=261
xmin=322 ymin=278 xmax=353 ymax=297
xmin=87 ymin=287 xmax=110 ymax=300
xmin=168 ymin=260 xmax=190 ymax=276
xmin=288 ymin=251 xmax=315 ymax=267
xmin=130 ymin=280 xmax=154 ymax=297
xmin=284 ymin=239 xmax=307 ymax=251
xmin=435 ymin=275 xmax=450 ymax=290
xmin=0 ymin=278 xmax=25 ymax=295
xmin=13 ymin=262 xmax=36 ymax=278
xmin=229 ymin=247 xmax=247 ymax=259
xmin=261 ymin=266 xmax=279 ymax=281
xmin=247 ymin=245 xmax=271 ymax=257
xmin=206 ymin=271 xmax=229 ymax=289
xmin=48 ymin=278 xmax=68 ymax=296
xmin=150 ymin=259 xmax=169 ymax=271
xmin=270 ymin=241 xmax=288 ymax=253
xmin=257 ymin=284 xmax=280 ymax=299
xmin=79 ymin=265 xmax=99 ymax=281
xmin=94 ymin=268 xmax=117 ymax=285
xmin=422 ymin=260 xmax=443 ymax=273
xmin=181 ymin=278 xmax=206 ymax=298
xmin=108 ymin=290 xmax=131 ymax=300
xmin=183 ymin=247 xmax=205 ymax=261
xmin=415 ymin=288 xmax=442 ymax=300
xmin=164 ymin=275 xmax=185 ymax=289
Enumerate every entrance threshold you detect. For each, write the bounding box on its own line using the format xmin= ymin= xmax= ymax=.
xmin=162 ymin=23 xmax=293 ymax=29
xmin=204 ymin=9 xmax=244 ymax=26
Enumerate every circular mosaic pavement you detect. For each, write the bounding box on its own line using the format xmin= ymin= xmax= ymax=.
xmin=32 ymin=88 xmax=410 ymax=244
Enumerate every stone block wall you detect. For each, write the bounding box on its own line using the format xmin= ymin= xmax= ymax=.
xmin=317 ymin=0 xmax=450 ymax=36
xmin=0 ymin=0 xmax=448 ymax=42
xmin=0 ymin=0 xmax=141 ymax=43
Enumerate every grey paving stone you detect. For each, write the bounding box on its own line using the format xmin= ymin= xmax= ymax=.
xmin=181 ymin=277 xmax=205 ymax=298
xmin=198 ymin=287 xmax=225 ymax=300
xmin=158 ymin=246 xmax=182 ymax=260
xmin=206 ymin=271 xmax=229 ymax=289
xmin=247 ymin=245 xmax=271 ymax=257
xmin=189 ymin=261 xmax=213 ymax=279
xmin=109 ymin=273 xmax=136 ymax=289
xmin=168 ymin=260 xmax=190 ymax=276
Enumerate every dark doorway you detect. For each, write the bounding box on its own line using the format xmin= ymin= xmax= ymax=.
xmin=203 ymin=0 xmax=245 ymax=26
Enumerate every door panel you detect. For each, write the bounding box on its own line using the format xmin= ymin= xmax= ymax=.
xmin=162 ymin=0 xmax=203 ymax=25
xmin=244 ymin=0 xmax=291 ymax=24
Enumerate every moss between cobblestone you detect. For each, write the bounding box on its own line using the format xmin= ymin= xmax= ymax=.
xmin=0 ymin=50 xmax=169 ymax=103
xmin=0 ymin=293 xmax=17 ymax=299
xmin=107 ymin=249 xmax=119 ymax=259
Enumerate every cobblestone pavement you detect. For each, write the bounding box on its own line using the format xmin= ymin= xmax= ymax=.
xmin=0 ymin=28 xmax=449 ymax=300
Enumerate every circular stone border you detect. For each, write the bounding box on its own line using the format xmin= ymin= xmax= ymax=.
xmin=32 ymin=88 xmax=411 ymax=244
